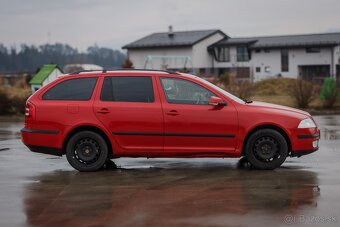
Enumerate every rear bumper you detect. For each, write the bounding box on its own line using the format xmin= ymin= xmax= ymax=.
xmin=27 ymin=145 xmax=63 ymax=156
xmin=21 ymin=128 xmax=63 ymax=156
xmin=21 ymin=128 xmax=59 ymax=135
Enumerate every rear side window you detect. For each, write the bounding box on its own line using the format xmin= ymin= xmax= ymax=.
xmin=43 ymin=78 xmax=97 ymax=100
xmin=100 ymin=76 xmax=154 ymax=103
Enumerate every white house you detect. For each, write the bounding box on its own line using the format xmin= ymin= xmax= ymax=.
xmin=123 ymin=27 xmax=340 ymax=83
xmin=63 ymin=64 xmax=103 ymax=73
xmin=29 ymin=64 xmax=63 ymax=92
xmin=123 ymin=27 xmax=227 ymax=75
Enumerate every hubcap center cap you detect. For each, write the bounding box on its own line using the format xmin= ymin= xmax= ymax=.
xmin=75 ymin=139 xmax=100 ymax=162
xmin=254 ymin=137 xmax=278 ymax=161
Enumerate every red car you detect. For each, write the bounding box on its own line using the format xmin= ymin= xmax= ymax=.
xmin=21 ymin=70 xmax=320 ymax=171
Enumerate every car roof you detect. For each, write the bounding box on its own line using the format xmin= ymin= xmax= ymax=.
xmin=59 ymin=69 xmax=196 ymax=79
xmin=69 ymin=69 xmax=179 ymax=75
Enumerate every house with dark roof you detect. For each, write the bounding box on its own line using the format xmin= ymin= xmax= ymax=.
xmin=123 ymin=26 xmax=227 ymax=75
xmin=123 ymin=27 xmax=340 ymax=83
xmin=29 ymin=64 xmax=63 ymax=92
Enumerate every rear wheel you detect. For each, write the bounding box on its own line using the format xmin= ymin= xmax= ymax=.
xmin=245 ymin=129 xmax=288 ymax=170
xmin=66 ymin=131 xmax=108 ymax=172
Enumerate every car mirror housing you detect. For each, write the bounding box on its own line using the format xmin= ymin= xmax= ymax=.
xmin=209 ymin=96 xmax=226 ymax=106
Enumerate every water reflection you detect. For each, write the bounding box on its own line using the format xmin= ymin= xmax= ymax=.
xmin=0 ymin=120 xmax=22 ymax=141
xmin=322 ymin=128 xmax=340 ymax=140
xmin=314 ymin=115 xmax=340 ymax=141
xmin=317 ymin=115 xmax=340 ymax=126
xmin=24 ymin=166 xmax=319 ymax=226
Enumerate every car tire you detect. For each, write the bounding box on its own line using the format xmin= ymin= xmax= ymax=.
xmin=245 ymin=129 xmax=288 ymax=170
xmin=66 ymin=131 xmax=108 ymax=172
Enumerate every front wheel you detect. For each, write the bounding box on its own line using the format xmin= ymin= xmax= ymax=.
xmin=245 ymin=129 xmax=288 ymax=170
xmin=66 ymin=131 xmax=108 ymax=172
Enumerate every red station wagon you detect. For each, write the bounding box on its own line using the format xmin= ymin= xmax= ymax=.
xmin=21 ymin=70 xmax=320 ymax=171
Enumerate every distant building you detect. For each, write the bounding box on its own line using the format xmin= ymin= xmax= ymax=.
xmin=29 ymin=64 xmax=63 ymax=92
xmin=123 ymin=27 xmax=226 ymax=76
xmin=123 ymin=27 xmax=340 ymax=83
xmin=63 ymin=64 xmax=103 ymax=73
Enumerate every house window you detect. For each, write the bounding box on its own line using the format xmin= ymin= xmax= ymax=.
xmin=264 ymin=49 xmax=270 ymax=53
xmin=281 ymin=49 xmax=289 ymax=72
xmin=256 ymin=67 xmax=261 ymax=73
xmin=214 ymin=47 xmax=230 ymax=62
xmin=237 ymin=46 xmax=249 ymax=62
xmin=306 ymin=47 xmax=321 ymax=53
xmin=265 ymin=66 xmax=271 ymax=73
xmin=255 ymin=49 xmax=261 ymax=53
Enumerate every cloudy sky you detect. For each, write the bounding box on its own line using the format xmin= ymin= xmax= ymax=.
xmin=1 ymin=0 xmax=340 ymax=51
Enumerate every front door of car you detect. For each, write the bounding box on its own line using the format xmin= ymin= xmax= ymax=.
xmin=157 ymin=76 xmax=238 ymax=154
xmin=94 ymin=76 xmax=163 ymax=154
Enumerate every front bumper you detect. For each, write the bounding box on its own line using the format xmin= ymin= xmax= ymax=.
xmin=291 ymin=129 xmax=320 ymax=157
xmin=291 ymin=148 xmax=318 ymax=157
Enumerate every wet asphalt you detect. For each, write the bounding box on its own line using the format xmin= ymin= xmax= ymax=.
xmin=0 ymin=115 xmax=339 ymax=227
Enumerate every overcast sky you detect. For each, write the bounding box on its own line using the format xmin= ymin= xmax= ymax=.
xmin=1 ymin=0 xmax=340 ymax=51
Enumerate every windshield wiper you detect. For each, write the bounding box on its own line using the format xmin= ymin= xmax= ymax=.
xmin=243 ymin=99 xmax=253 ymax=104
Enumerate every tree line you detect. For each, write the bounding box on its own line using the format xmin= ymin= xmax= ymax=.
xmin=0 ymin=43 xmax=126 ymax=73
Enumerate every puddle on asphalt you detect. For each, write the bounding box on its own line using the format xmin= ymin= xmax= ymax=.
xmin=321 ymin=128 xmax=340 ymax=140
xmin=0 ymin=120 xmax=22 ymax=141
xmin=0 ymin=130 xmax=11 ymax=134
xmin=118 ymin=165 xmax=154 ymax=169
xmin=23 ymin=168 xmax=319 ymax=226
xmin=0 ymin=130 xmax=21 ymax=141
xmin=313 ymin=115 xmax=340 ymax=140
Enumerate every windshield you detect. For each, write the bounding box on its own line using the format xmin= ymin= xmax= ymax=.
xmin=193 ymin=76 xmax=245 ymax=104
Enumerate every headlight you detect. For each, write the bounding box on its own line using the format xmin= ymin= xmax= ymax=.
xmin=298 ymin=118 xmax=316 ymax=128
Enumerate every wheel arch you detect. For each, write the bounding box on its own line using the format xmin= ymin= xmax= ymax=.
xmin=242 ymin=124 xmax=292 ymax=156
xmin=62 ymin=125 xmax=113 ymax=158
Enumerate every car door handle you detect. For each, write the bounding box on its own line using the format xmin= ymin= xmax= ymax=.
xmin=97 ymin=108 xmax=110 ymax=114
xmin=166 ymin=110 xmax=179 ymax=116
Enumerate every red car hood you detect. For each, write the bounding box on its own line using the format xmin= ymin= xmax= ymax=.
xmin=249 ymin=101 xmax=311 ymax=117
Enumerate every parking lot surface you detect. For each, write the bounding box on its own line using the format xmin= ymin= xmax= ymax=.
xmin=0 ymin=115 xmax=339 ymax=227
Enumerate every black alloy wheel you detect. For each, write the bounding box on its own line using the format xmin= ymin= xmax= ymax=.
xmin=245 ymin=129 xmax=288 ymax=170
xmin=66 ymin=131 xmax=108 ymax=172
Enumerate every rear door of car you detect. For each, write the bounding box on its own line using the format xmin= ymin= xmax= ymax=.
xmin=35 ymin=76 xmax=99 ymax=148
xmin=93 ymin=74 xmax=164 ymax=155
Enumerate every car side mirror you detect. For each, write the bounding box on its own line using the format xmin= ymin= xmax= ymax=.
xmin=209 ymin=96 xmax=226 ymax=106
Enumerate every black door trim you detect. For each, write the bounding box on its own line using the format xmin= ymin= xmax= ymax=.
xmin=112 ymin=132 xmax=235 ymax=138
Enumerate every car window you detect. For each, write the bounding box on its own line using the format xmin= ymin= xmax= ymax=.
xmin=194 ymin=76 xmax=244 ymax=104
xmin=100 ymin=76 xmax=154 ymax=103
xmin=43 ymin=77 xmax=97 ymax=100
xmin=160 ymin=77 xmax=215 ymax=105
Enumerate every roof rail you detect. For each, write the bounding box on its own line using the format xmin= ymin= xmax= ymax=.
xmin=69 ymin=69 xmax=180 ymax=75
xmin=115 ymin=69 xmax=181 ymax=75
xmin=69 ymin=70 xmax=105 ymax=75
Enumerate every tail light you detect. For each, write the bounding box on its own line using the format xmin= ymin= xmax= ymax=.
xmin=25 ymin=102 xmax=36 ymax=121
